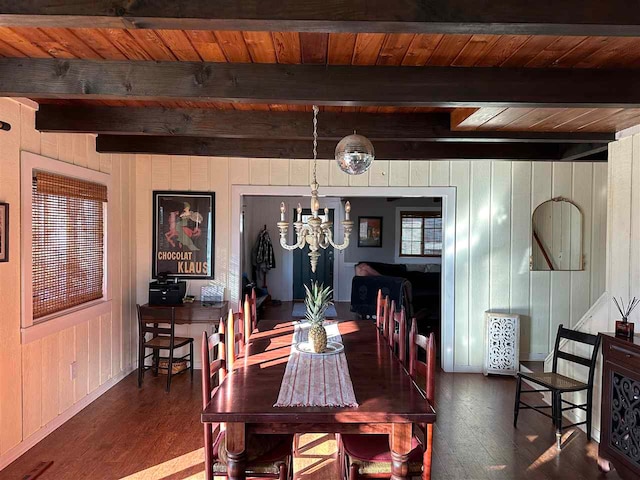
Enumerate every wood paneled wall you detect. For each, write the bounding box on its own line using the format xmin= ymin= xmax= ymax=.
xmin=134 ymin=156 xmax=608 ymax=368
xmin=0 ymin=98 xmax=137 ymax=466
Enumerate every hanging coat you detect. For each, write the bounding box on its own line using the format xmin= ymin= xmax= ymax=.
xmin=254 ymin=229 xmax=276 ymax=270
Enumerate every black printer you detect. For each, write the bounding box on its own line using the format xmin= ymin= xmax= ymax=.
xmin=149 ymin=274 xmax=186 ymax=305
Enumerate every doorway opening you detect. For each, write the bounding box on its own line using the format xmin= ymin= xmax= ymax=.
xmin=232 ymin=185 xmax=456 ymax=372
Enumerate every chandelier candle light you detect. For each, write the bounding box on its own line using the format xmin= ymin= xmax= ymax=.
xmin=277 ymin=106 xmax=354 ymax=273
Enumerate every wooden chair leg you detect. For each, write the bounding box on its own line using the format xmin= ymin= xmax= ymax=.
xmin=203 ymin=423 xmax=213 ymax=480
xmin=349 ymin=462 xmax=359 ymax=480
xmin=423 ymin=423 xmax=433 ymax=480
xmin=278 ymin=462 xmax=287 ymax=480
xmin=554 ymin=391 xmax=562 ymax=450
xmin=190 ymin=341 xmax=194 ymax=382
xmin=513 ymin=376 xmax=522 ymax=427
xmin=153 ymin=350 xmax=159 ymax=376
xmin=138 ymin=343 xmax=144 ymax=388
xmin=586 ymin=388 xmax=593 ymax=441
xmin=166 ymin=349 xmax=174 ymax=393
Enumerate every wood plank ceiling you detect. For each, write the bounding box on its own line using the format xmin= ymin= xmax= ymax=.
xmin=2 ymin=27 xmax=640 ymax=133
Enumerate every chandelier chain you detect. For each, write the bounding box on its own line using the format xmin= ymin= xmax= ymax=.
xmin=312 ymin=105 xmax=319 ymax=184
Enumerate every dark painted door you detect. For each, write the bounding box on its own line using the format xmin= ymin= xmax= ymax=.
xmin=293 ymin=209 xmax=334 ymax=299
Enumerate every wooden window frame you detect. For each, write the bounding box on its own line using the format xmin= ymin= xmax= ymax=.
xmin=396 ymin=207 xmax=443 ymax=261
xmin=20 ymin=151 xmax=112 ymax=343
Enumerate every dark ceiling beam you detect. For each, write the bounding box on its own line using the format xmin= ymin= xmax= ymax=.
xmin=95 ymin=135 xmax=607 ymax=162
xmin=3 ymin=59 xmax=640 ymax=108
xmin=1 ymin=1 xmax=640 ymax=36
xmin=560 ymin=143 xmax=610 ymax=162
xmin=35 ymin=106 xmax=615 ymax=144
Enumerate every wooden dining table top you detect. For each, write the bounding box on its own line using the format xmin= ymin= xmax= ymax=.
xmin=201 ymin=319 xmax=436 ymax=425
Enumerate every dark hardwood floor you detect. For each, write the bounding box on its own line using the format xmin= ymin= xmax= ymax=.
xmin=1 ymin=306 xmax=618 ymax=480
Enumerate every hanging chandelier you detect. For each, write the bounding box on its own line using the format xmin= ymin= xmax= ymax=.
xmin=277 ymin=105 xmax=354 ymax=273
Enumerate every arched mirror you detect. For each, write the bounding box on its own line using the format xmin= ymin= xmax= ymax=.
xmin=531 ymin=197 xmax=583 ymax=271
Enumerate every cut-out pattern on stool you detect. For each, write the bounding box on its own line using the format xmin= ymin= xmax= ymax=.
xmin=484 ymin=313 xmax=520 ymax=376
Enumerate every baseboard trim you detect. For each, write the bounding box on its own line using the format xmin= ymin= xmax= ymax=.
xmin=0 ymin=366 xmax=135 ymax=471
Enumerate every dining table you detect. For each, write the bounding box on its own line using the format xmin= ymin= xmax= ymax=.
xmin=201 ymin=318 xmax=436 ymax=480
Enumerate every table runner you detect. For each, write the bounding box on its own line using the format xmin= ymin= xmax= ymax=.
xmin=274 ymin=321 xmax=358 ymax=408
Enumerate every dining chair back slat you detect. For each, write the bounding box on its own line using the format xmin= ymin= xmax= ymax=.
xmin=387 ymin=300 xmax=396 ymax=348
xmin=244 ymin=294 xmax=252 ymax=346
xmin=392 ymin=306 xmax=408 ymax=367
xmin=375 ymin=289 xmax=384 ymax=331
xmin=251 ymin=288 xmax=258 ymax=330
xmin=226 ymin=309 xmax=242 ymax=371
xmin=201 ymin=324 xmax=227 ymax=480
xmin=381 ymin=296 xmax=390 ymax=340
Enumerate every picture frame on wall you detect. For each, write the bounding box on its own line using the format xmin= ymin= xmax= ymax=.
xmin=152 ymin=191 xmax=215 ymax=279
xmin=0 ymin=203 xmax=8 ymax=262
xmin=358 ymin=216 xmax=382 ymax=248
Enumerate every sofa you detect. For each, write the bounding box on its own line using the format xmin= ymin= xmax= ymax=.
xmin=350 ymin=262 xmax=440 ymax=335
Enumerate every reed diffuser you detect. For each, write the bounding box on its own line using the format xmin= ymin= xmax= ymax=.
xmin=613 ymin=297 xmax=639 ymax=339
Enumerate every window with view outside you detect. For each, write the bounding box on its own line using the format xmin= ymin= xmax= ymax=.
xmin=399 ymin=211 xmax=442 ymax=257
xmin=31 ymin=171 xmax=107 ymax=320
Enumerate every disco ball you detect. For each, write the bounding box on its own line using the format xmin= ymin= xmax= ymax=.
xmin=335 ymin=133 xmax=375 ymax=175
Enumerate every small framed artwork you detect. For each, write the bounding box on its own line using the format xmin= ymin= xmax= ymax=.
xmin=0 ymin=203 xmax=7 ymax=262
xmin=152 ymin=191 xmax=215 ymax=279
xmin=358 ymin=216 xmax=382 ymax=248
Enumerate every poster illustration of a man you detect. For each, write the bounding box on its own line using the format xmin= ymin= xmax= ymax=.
xmin=153 ymin=191 xmax=214 ymax=279
xmin=165 ymin=202 xmax=203 ymax=251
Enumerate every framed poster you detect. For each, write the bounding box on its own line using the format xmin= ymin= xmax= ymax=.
xmin=358 ymin=216 xmax=382 ymax=247
xmin=152 ymin=191 xmax=214 ymax=279
xmin=0 ymin=203 xmax=8 ymax=262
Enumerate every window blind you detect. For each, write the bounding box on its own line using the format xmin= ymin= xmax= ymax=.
xmin=399 ymin=210 xmax=442 ymax=257
xmin=32 ymin=171 xmax=107 ymax=320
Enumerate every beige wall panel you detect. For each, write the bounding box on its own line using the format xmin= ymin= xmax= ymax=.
xmin=58 ymin=327 xmax=75 ymax=413
xmin=229 ymin=157 xmax=250 ymax=185
xmin=348 ymin=169 xmax=369 ymax=186
xmin=570 ymin=163 xmax=593 ymax=327
xmin=450 ymin=161 xmax=470 ymax=367
xmin=72 ymin=134 xmax=88 ymax=167
xmin=99 ymin=152 xmax=112 ymax=174
xmin=74 ymin=322 xmax=89 ymax=403
xmin=510 ymin=162 xmax=532 ymax=355
xmin=210 ymin=157 xmax=230 ymax=289
xmin=86 ymin=136 xmax=100 ymax=171
xmin=429 ymin=161 xmax=450 ymax=186
xmin=57 ymin=132 xmax=74 ymax=163
xmin=20 ymin=105 xmax=40 ymax=154
xmin=170 ymin=155 xmax=191 ymax=190
xmin=0 ymin=98 xmax=22 ymax=454
xmin=21 ymin=339 xmax=42 ymax=439
xmin=40 ymin=132 xmax=58 ymax=159
xmin=369 ymin=160 xmax=389 ymax=187
xmin=189 ymin=156 xmax=210 ymax=191
xmin=151 ymin=155 xmax=171 ymax=190
xmin=100 ymin=313 xmax=112 ymax=385
xmin=468 ymin=161 xmax=491 ymax=367
xmin=270 ymin=159 xmax=290 ymax=185
xmin=88 ymin=317 xmax=101 ymax=393
xmin=388 ymin=160 xmax=409 ymax=187
xmin=40 ymin=333 xmax=60 ymax=425
xmin=250 ymin=158 xmax=270 ymax=185
xmin=490 ymin=161 xmax=512 ymax=312
xmin=409 ymin=161 xmax=429 ymax=186
xmin=289 ymin=159 xmax=310 ymax=186
xmin=135 ymin=155 xmax=153 ymax=305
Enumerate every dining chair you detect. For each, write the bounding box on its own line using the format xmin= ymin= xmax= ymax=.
xmin=137 ymin=305 xmax=194 ymax=393
xmin=391 ymin=305 xmax=408 ymax=367
xmin=339 ymin=319 xmax=436 ymax=480
xmin=514 ymin=323 xmax=601 ymax=449
xmin=226 ymin=309 xmax=246 ymax=371
xmin=201 ymin=325 xmax=294 ymax=480
xmin=375 ymin=289 xmax=384 ymax=331
xmin=381 ymin=295 xmax=391 ymax=340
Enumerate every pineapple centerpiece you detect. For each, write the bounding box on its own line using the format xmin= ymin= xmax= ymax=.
xmin=304 ymin=281 xmax=333 ymax=353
